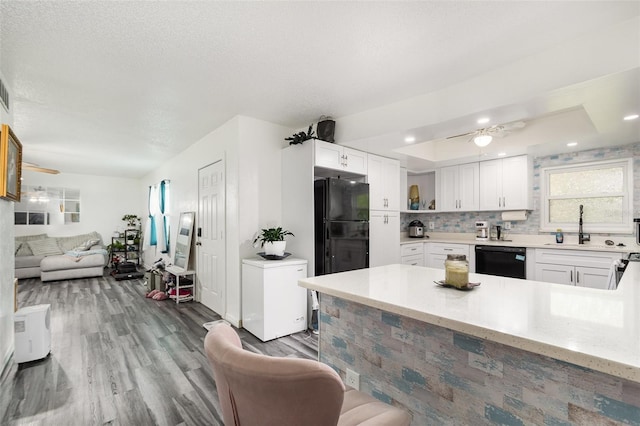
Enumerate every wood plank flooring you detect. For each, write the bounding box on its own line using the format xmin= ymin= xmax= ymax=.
xmin=0 ymin=272 xmax=318 ymax=425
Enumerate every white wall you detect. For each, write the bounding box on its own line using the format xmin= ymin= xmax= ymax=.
xmin=15 ymin=170 xmax=143 ymax=242
xmin=140 ymin=115 xmax=292 ymax=326
xmin=0 ymin=73 xmax=14 ymax=377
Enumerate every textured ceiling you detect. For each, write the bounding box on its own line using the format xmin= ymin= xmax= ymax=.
xmin=0 ymin=1 xmax=639 ymax=177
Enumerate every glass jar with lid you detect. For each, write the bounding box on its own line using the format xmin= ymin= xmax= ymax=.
xmin=444 ymin=254 xmax=469 ymax=288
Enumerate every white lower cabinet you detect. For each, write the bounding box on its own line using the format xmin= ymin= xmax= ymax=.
xmin=534 ymin=249 xmax=624 ymax=289
xmin=242 ymin=258 xmax=308 ymax=341
xmin=427 ymin=243 xmax=469 ymax=269
xmin=401 ymin=242 xmax=425 ymax=266
xmin=370 ymin=211 xmax=400 ymax=267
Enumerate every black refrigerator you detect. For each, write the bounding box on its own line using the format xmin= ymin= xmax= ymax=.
xmin=314 ymin=178 xmax=369 ymax=275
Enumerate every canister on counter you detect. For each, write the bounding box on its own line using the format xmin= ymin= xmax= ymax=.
xmin=444 ymin=254 xmax=469 ymax=288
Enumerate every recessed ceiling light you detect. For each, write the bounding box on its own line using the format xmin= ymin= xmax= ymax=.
xmin=623 ymin=114 xmax=639 ymax=121
xmin=497 ymin=152 xmax=506 ymax=157
xmin=404 ymin=136 xmax=416 ymax=143
xmin=477 ymin=117 xmax=490 ymax=124
xmin=567 ymin=142 xmax=578 ymax=147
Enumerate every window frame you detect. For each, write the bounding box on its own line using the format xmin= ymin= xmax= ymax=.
xmin=539 ymin=158 xmax=633 ymax=234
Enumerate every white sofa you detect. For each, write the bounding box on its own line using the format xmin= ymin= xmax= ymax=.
xmin=15 ymin=232 xmax=108 ymax=282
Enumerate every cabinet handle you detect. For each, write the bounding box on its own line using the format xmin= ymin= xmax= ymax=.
xmin=411 ymin=248 xmax=417 ymax=252
xmin=570 ymin=270 xmax=573 ymax=283
xmin=576 ymin=271 xmax=580 ymax=284
xmin=297 ymin=268 xmax=304 ymax=272
xmin=444 ymin=248 xmax=453 ymax=251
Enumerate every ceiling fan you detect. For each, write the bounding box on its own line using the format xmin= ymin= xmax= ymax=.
xmin=22 ymin=162 xmax=60 ymax=174
xmin=446 ymin=121 xmax=526 ymax=147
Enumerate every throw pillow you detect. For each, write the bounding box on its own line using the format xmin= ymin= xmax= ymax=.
xmin=83 ymin=239 xmax=101 ymax=249
xmin=27 ymin=239 xmax=63 ymax=256
xmin=16 ymin=243 xmax=34 ymax=256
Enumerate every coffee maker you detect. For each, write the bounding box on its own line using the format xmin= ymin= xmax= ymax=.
xmin=475 ymin=221 xmax=489 ymax=241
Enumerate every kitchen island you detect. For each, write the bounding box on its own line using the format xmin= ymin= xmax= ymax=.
xmin=299 ymin=264 xmax=640 ymax=425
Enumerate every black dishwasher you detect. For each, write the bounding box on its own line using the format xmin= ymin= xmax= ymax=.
xmin=475 ymin=245 xmax=526 ymax=279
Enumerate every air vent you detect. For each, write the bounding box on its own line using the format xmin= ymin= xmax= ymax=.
xmin=0 ymin=77 xmax=9 ymax=112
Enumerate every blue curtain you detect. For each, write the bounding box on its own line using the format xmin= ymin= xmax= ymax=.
xmin=143 ymin=180 xmax=170 ymax=252
xmin=159 ymin=180 xmax=170 ymax=253
xmin=147 ymin=185 xmax=157 ymax=246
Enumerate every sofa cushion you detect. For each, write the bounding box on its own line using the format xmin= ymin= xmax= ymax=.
xmin=56 ymin=232 xmax=102 ymax=252
xmin=15 ymin=233 xmax=49 ymax=256
xmin=41 ymin=252 xmax=106 ymax=272
xmin=16 ymin=233 xmax=48 ymax=242
xmin=27 ymin=239 xmax=63 ymax=256
xmin=15 ymin=255 xmax=45 ymax=269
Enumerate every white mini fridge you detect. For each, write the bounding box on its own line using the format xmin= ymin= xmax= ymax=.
xmin=242 ymin=258 xmax=308 ymax=341
xmin=14 ymin=304 xmax=51 ymax=363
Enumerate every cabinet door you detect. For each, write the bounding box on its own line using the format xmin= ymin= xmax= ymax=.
xmin=343 ymin=147 xmax=367 ymax=175
xmin=427 ymin=253 xmax=448 ymax=269
xmin=576 ymin=266 xmax=609 ymax=289
xmin=479 ymin=159 xmax=502 ymax=210
xmin=534 ymin=263 xmax=574 ymax=285
xmin=501 ymin=155 xmax=530 ymax=210
xmin=368 ymin=155 xmax=400 ymax=211
xmin=315 ymin=140 xmax=343 ymax=170
xmin=369 ymin=211 xmax=400 ymax=267
xmin=458 ymin=162 xmax=479 ymax=211
xmin=401 ymin=254 xmax=424 ymax=266
xmin=438 ymin=165 xmax=459 ymax=212
xmin=367 ymin=155 xmax=386 ymax=210
xmin=383 ymin=158 xmax=400 ymax=211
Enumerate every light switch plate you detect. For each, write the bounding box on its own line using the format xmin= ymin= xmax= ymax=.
xmin=504 ymin=221 xmax=512 ymax=230
xmin=428 ymin=221 xmax=435 ymax=230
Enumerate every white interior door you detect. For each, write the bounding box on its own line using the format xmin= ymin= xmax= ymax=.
xmin=198 ymin=160 xmax=225 ymax=316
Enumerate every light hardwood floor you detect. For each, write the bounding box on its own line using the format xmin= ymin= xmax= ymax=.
xmin=0 ymin=272 xmax=318 ymax=425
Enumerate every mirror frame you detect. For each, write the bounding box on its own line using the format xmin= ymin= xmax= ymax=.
xmin=173 ymin=211 xmax=195 ymax=270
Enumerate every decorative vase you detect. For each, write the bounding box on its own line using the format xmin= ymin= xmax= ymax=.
xmin=264 ymin=241 xmax=286 ymax=256
xmin=409 ymin=185 xmax=420 ymax=210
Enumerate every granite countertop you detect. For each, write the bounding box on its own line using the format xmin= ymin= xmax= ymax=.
xmin=399 ymin=233 xmax=635 ymax=254
xmin=299 ymin=263 xmax=640 ymax=383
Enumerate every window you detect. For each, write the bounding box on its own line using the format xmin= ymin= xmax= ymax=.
xmin=540 ymin=159 xmax=633 ymax=233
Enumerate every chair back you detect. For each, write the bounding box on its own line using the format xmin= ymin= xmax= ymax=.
xmin=204 ymin=323 xmax=346 ymax=426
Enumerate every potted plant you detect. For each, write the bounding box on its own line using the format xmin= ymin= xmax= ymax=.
xmin=122 ymin=214 xmax=141 ymax=229
xmin=253 ymin=227 xmax=294 ymax=256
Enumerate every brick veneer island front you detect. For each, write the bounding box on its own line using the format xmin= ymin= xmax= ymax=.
xmin=299 ymin=264 xmax=640 ymax=425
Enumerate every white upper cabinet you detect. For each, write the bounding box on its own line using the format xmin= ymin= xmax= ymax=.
xmin=367 ymin=154 xmax=400 ymax=211
xmin=314 ymin=139 xmax=367 ymax=175
xmin=436 ymin=163 xmax=479 ymax=212
xmin=479 ymin=155 xmax=531 ymax=210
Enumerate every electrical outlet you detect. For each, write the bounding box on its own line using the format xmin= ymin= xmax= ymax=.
xmin=428 ymin=221 xmax=435 ymax=230
xmin=504 ymin=221 xmax=512 ymax=230
xmin=346 ymin=368 xmax=360 ymax=390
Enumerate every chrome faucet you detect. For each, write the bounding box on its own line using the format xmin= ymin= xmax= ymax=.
xmin=578 ymin=204 xmax=590 ymax=244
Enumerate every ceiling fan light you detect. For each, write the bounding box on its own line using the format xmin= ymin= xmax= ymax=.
xmin=474 ymin=134 xmax=493 ymax=147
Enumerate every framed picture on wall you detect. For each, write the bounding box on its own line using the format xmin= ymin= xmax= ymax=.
xmin=1 ymin=124 xmax=23 ymax=202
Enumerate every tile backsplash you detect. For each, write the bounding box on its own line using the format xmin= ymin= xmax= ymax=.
xmin=401 ymin=142 xmax=640 ymax=236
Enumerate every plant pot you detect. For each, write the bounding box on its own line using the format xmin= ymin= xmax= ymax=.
xmin=263 ymin=241 xmax=286 ymax=256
